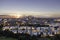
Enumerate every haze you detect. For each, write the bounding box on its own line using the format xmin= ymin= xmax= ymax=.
xmin=0 ymin=0 xmax=60 ymax=17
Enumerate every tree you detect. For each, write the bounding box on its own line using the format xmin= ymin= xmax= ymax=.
xmin=0 ymin=24 xmax=3 ymax=30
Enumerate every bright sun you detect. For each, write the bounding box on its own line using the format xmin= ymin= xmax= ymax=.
xmin=10 ymin=14 xmax=22 ymax=18
xmin=16 ymin=14 xmax=21 ymax=18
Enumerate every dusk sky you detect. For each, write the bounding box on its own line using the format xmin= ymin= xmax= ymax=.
xmin=0 ymin=0 xmax=60 ymax=17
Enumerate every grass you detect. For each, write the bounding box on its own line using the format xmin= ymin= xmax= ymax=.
xmin=0 ymin=36 xmax=17 ymax=40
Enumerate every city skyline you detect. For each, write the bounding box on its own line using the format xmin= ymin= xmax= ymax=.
xmin=0 ymin=0 xmax=60 ymax=17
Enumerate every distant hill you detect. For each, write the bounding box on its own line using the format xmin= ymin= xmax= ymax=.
xmin=0 ymin=15 xmax=60 ymax=19
xmin=0 ymin=15 xmax=17 ymax=18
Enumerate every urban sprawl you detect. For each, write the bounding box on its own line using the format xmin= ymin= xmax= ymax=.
xmin=0 ymin=15 xmax=60 ymax=37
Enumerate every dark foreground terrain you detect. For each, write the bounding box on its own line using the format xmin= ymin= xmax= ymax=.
xmin=0 ymin=29 xmax=60 ymax=40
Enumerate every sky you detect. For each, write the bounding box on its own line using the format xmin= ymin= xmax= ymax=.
xmin=0 ymin=0 xmax=60 ymax=17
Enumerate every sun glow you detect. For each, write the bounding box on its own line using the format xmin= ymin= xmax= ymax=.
xmin=16 ymin=14 xmax=23 ymax=18
xmin=9 ymin=14 xmax=22 ymax=18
